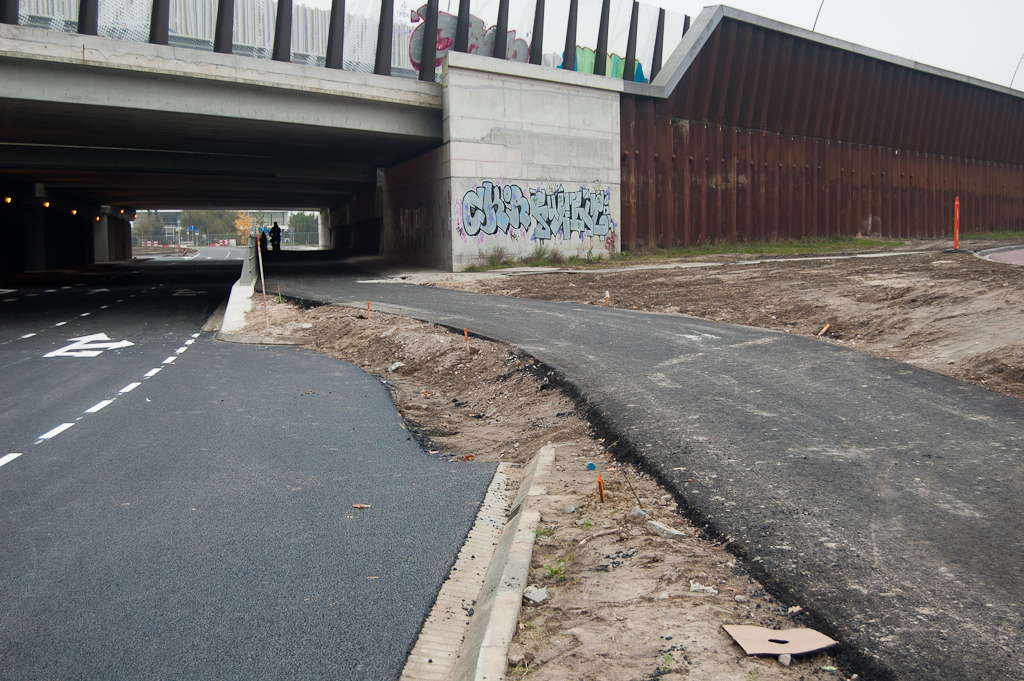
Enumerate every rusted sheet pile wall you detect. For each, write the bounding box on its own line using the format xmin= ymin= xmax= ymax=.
xmin=621 ymin=114 xmax=1024 ymax=248
xmin=621 ymin=17 xmax=1024 ymax=249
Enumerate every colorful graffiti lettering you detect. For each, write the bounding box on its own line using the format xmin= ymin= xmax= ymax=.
xmin=530 ymin=187 xmax=611 ymax=240
xmin=409 ymin=7 xmax=530 ymax=71
xmin=460 ymin=182 xmax=615 ymax=243
xmin=573 ymin=46 xmax=647 ymax=82
xmin=462 ymin=182 xmax=532 ymax=237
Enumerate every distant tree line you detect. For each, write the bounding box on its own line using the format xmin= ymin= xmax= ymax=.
xmin=132 ymin=210 xmax=318 ymax=240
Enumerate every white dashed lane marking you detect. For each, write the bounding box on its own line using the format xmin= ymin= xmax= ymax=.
xmin=85 ymin=400 xmax=115 ymax=413
xmin=38 ymin=423 xmax=75 ymax=441
xmin=6 ymin=333 xmax=202 ymax=458
xmin=0 ymin=453 xmax=23 ymax=468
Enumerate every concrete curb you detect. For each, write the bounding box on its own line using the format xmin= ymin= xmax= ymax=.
xmin=401 ymin=464 xmax=515 ymax=681
xmin=975 ymin=244 xmax=1024 ymax=261
xmin=452 ymin=445 xmax=556 ymax=681
xmin=220 ymin=279 xmax=254 ymax=334
xmin=214 ymin=277 xmax=305 ymax=345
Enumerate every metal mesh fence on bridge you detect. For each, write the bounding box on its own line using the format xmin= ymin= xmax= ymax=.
xmin=14 ymin=0 xmax=687 ymax=84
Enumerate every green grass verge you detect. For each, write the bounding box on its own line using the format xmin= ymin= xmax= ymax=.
xmin=464 ymin=236 xmax=906 ymax=272
xmin=961 ymin=230 xmax=1024 ymax=241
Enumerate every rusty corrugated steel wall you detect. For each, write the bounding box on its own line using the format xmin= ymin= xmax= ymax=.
xmin=621 ymin=18 xmax=1024 ymax=249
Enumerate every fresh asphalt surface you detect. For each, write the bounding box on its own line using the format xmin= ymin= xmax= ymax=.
xmin=0 ymin=248 xmax=495 ymax=680
xmin=265 ymin=256 xmax=1024 ymax=681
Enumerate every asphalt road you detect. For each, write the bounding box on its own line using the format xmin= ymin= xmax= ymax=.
xmin=0 ymin=250 xmax=495 ymax=680
xmin=266 ymin=257 xmax=1024 ymax=681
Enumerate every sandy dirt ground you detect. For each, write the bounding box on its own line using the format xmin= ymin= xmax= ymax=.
xmin=239 ymin=299 xmax=848 ymax=681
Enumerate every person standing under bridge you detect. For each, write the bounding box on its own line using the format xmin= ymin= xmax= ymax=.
xmin=270 ymin=222 xmax=281 ymax=252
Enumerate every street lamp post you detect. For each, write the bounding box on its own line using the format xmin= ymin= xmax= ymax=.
xmin=1011 ymin=51 xmax=1024 ymax=90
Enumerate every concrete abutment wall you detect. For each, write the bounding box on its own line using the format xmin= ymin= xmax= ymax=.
xmin=381 ymin=52 xmax=622 ymax=272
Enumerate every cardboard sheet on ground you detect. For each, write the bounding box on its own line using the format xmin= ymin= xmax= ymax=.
xmin=722 ymin=625 xmax=838 ymax=656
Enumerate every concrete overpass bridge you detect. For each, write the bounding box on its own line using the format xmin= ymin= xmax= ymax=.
xmin=0 ymin=0 xmax=687 ymax=275
xmin=2 ymin=0 xmax=1021 ymax=276
xmin=0 ymin=21 xmax=443 ymax=271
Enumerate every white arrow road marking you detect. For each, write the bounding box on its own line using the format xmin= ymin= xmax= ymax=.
xmin=172 ymin=289 xmax=207 ymax=297
xmin=43 ymin=333 xmax=135 ymax=358
xmin=0 ymin=453 xmax=23 ymax=468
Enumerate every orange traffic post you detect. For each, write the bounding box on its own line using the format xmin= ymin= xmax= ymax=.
xmin=954 ymin=196 xmax=961 ymax=251
xmin=367 ymin=301 xmax=370 ymax=319
xmin=464 ymin=328 xmax=470 ymax=353
xmin=597 ymin=475 xmax=605 ymax=502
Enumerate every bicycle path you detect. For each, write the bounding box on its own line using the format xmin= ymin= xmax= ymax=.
xmin=266 ymin=258 xmax=1023 ymax=681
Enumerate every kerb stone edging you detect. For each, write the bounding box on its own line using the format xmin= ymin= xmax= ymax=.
xmin=453 ymin=445 xmax=555 ymax=681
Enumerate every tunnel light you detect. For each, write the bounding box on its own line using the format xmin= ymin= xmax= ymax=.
xmin=3 ymin=197 xmax=10 ymax=204
xmin=71 ymin=209 xmax=77 ymax=216
xmin=43 ymin=201 xmax=50 ymax=208
xmin=94 ymin=216 xmax=100 ymax=221
xmin=120 ymin=209 xmax=124 ymax=214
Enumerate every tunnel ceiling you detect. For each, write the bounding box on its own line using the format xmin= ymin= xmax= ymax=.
xmin=0 ymin=98 xmax=441 ymax=210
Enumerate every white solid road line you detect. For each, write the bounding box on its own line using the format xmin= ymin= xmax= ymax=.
xmin=38 ymin=423 xmax=75 ymax=440
xmin=144 ymin=368 xmax=162 ymax=378
xmin=85 ymin=400 xmax=115 ymax=413
xmin=119 ymin=382 xmax=142 ymax=394
xmin=0 ymin=453 xmax=23 ymax=468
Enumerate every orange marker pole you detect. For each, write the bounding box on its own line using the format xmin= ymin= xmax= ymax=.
xmin=464 ymin=328 xmax=470 ymax=352
xmin=255 ymin=233 xmax=269 ymax=328
xmin=597 ymin=475 xmax=605 ymax=502
xmin=954 ymin=196 xmax=961 ymax=250
xmin=604 ymin=290 xmax=610 ymax=307
xmin=367 ymin=301 xmax=371 ymax=319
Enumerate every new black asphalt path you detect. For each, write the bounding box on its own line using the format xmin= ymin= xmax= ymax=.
xmin=0 ymin=253 xmax=495 ymax=680
xmin=265 ymin=256 xmax=1024 ymax=681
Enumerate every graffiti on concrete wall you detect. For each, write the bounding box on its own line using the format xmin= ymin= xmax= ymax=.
xmin=409 ymin=7 xmax=530 ymax=71
xmin=529 ymin=187 xmax=612 ymax=241
xmin=461 ymin=181 xmax=532 ymax=237
xmin=458 ymin=181 xmax=615 ymax=243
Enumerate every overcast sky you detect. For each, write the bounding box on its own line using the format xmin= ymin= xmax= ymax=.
xmin=660 ymin=0 xmax=1024 ymax=91
xmin=297 ymin=0 xmax=1024 ymax=91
